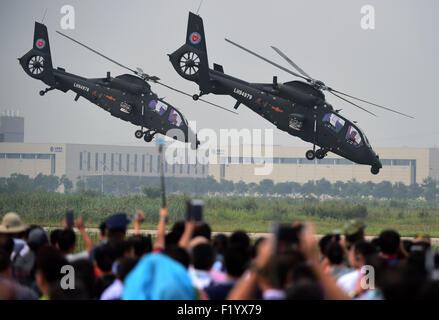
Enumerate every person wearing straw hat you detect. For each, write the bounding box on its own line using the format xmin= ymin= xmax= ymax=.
xmin=0 ymin=212 xmax=30 ymax=261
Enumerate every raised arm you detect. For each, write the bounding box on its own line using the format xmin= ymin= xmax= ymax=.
xmin=153 ymin=207 xmax=168 ymax=250
xmin=75 ymin=216 xmax=94 ymax=253
xmin=227 ymin=237 xmax=273 ymax=300
xmin=299 ymin=223 xmax=349 ymax=300
xmin=134 ymin=210 xmax=145 ymax=235
xmin=178 ymin=221 xmax=195 ymax=250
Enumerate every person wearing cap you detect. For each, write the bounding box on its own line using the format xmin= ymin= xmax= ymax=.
xmin=0 ymin=236 xmax=38 ymax=300
xmin=88 ymin=212 xmax=135 ymax=276
xmin=13 ymin=226 xmax=49 ymax=287
xmin=343 ymin=220 xmax=366 ymax=249
xmin=105 ymin=213 xmax=132 ymax=242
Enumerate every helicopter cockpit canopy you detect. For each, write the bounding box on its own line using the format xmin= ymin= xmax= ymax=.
xmin=322 ymin=113 xmax=345 ymax=133
xmin=147 ymin=99 xmax=187 ymax=127
xmin=345 ymin=126 xmax=363 ymax=148
xmin=168 ymin=108 xmax=184 ymax=127
xmin=148 ymin=99 xmax=168 ymax=115
xmin=322 ymin=113 xmax=370 ymax=148
xmin=354 ymin=124 xmax=371 ymax=148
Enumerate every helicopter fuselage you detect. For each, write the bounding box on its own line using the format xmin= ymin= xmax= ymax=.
xmin=19 ymin=21 xmax=196 ymax=147
xmin=202 ymin=69 xmax=382 ymax=168
xmin=53 ymin=69 xmax=185 ymax=131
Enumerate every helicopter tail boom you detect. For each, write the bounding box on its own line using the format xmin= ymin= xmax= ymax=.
xmin=169 ymin=12 xmax=212 ymax=93
xmin=19 ymin=22 xmax=55 ymax=86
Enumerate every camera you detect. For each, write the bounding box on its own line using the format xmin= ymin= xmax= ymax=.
xmin=273 ymin=223 xmax=304 ymax=252
xmin=186 ymin=199 xmax=204 ymax=222
xmin=65 ymin=210 xmax=74 ymax=228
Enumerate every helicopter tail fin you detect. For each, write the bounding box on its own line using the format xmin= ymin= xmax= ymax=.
xmin=168 ymin=12 xmax=212 ymax=93
xmin=19 ymin=22 xmax=55 ymax=86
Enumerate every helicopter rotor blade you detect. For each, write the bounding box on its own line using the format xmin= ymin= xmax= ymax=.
xmin=155 ymin=80 xmax=238 ymax=115
xmin=225 ymin=38 xmax=310 ymax=82
xmin=56 ymin=30 xmax=138 ymax=74
xmin=328 ymin=90 xmax=377 ymax=117
xmin=57 ymin=30 xmax=160 ymax=81
xmin=327 ymin=88 xmax=415 ymax=119
xmin=270 ymin=46 xmax=313 ymax=80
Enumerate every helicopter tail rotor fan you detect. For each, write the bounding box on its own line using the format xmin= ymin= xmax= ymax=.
xmin=175 ymin=51 xmax=201 ymax=81
xmin=19 ymin=22 xmax=55 ymax=85
xmin=26 ymin=55 xmax=46 ymax=78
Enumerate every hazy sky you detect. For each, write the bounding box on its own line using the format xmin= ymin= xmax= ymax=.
xmin=1 ymin=0 xmax=438 ymax=148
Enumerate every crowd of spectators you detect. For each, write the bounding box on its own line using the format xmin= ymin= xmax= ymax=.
xmin=0 ymin=208 xmax=438 ymax=300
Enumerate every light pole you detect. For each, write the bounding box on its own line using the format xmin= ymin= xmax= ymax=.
xmin=97 ymin=159 xmax=107 ymax=194
xmin=436 ymin=175 xmax=438 ymax=208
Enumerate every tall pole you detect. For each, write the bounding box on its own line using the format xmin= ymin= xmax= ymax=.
xmin=436 ymin=175 xmax=438 ymax=208
xmin=98 ymin=159 xmax=105 ymax=194
xmin=157 ymin=138 xmax=166 ymax=208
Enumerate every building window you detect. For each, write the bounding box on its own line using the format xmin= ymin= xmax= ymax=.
xmin=7 ymin=153 xmax=20 ymax=159
xmin=103 ymin=153 xmax=107 ymax=172
xmin=381 ymin=159 xmax=391 ymax=166
xmin=119 ymin=154 xmax=122 ymax=172
xmin=230 ymin=157 xmax=239 ymax=164
xmin=317 ymin=159 xmax=335 ymax=165
xmin=87 ymin=152 xmax=91 ymax=171
xmin=126 ymin=154 xmax=130 ymax=172
xmin=79 ymin=152 xmax=83 ymax=170
xmin=393 ymin=159 xmax=410 ymax=166
xmin=22 ymin=154 xmax=36 ymax=159
xmin=157 ymin=156 xmax=160 ymax=173
xmin=111 ymin=153 xmax=114 ymax=172
xmin=187 ymin=164 xmax=190 ymax=174
xmin=172 ymin=164 xmax=175 ymax=175
xmin=180 ymin=164 xmax=183 ymax=174
xmin=95 ymin=153 xmax=99 ymax=171
xmin=51 ymin=154 xmax=56 ymax=174
xmin=0 ymin=153 xmax=5 ymax=158
xmin=280 ymin=158 xmax=298 ymax=164
xmin=335 ymin=159 xmax=352 ymax=165
xmin=142 ymin=155 xmax=145 ymax=173
xmin=37 ymin=154 xmax=51 ymax=159
xmin=202 ymin=165 xmax=205 ymax=175
xmin=149 ymin=155 xmax=153 ymax=173
xmin=134 ymin=154 xmax=138 ymax=173
xmin=243 ymin=157 xmax=252 ymax=164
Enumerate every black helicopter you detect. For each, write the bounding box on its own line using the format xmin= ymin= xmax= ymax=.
xmin=169 ymin=12 xmax=414 ymax=174
xmin=19 ymin=22 xmax=234 ymax=147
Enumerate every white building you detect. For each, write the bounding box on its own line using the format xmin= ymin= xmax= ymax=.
xmin=0 ymin=143 xmax=438 ymax=187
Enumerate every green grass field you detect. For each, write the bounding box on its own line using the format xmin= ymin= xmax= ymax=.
xmin=1 ymin=193 xmax=438 ymax=237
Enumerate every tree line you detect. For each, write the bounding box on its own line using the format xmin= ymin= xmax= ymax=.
xmin=78 ymin=175 xmax=437 ymax=202
xmin=0 ymin=174 xmax=437 ymax=203
xmin=0 ymin=174 xmax=73 ymax=193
